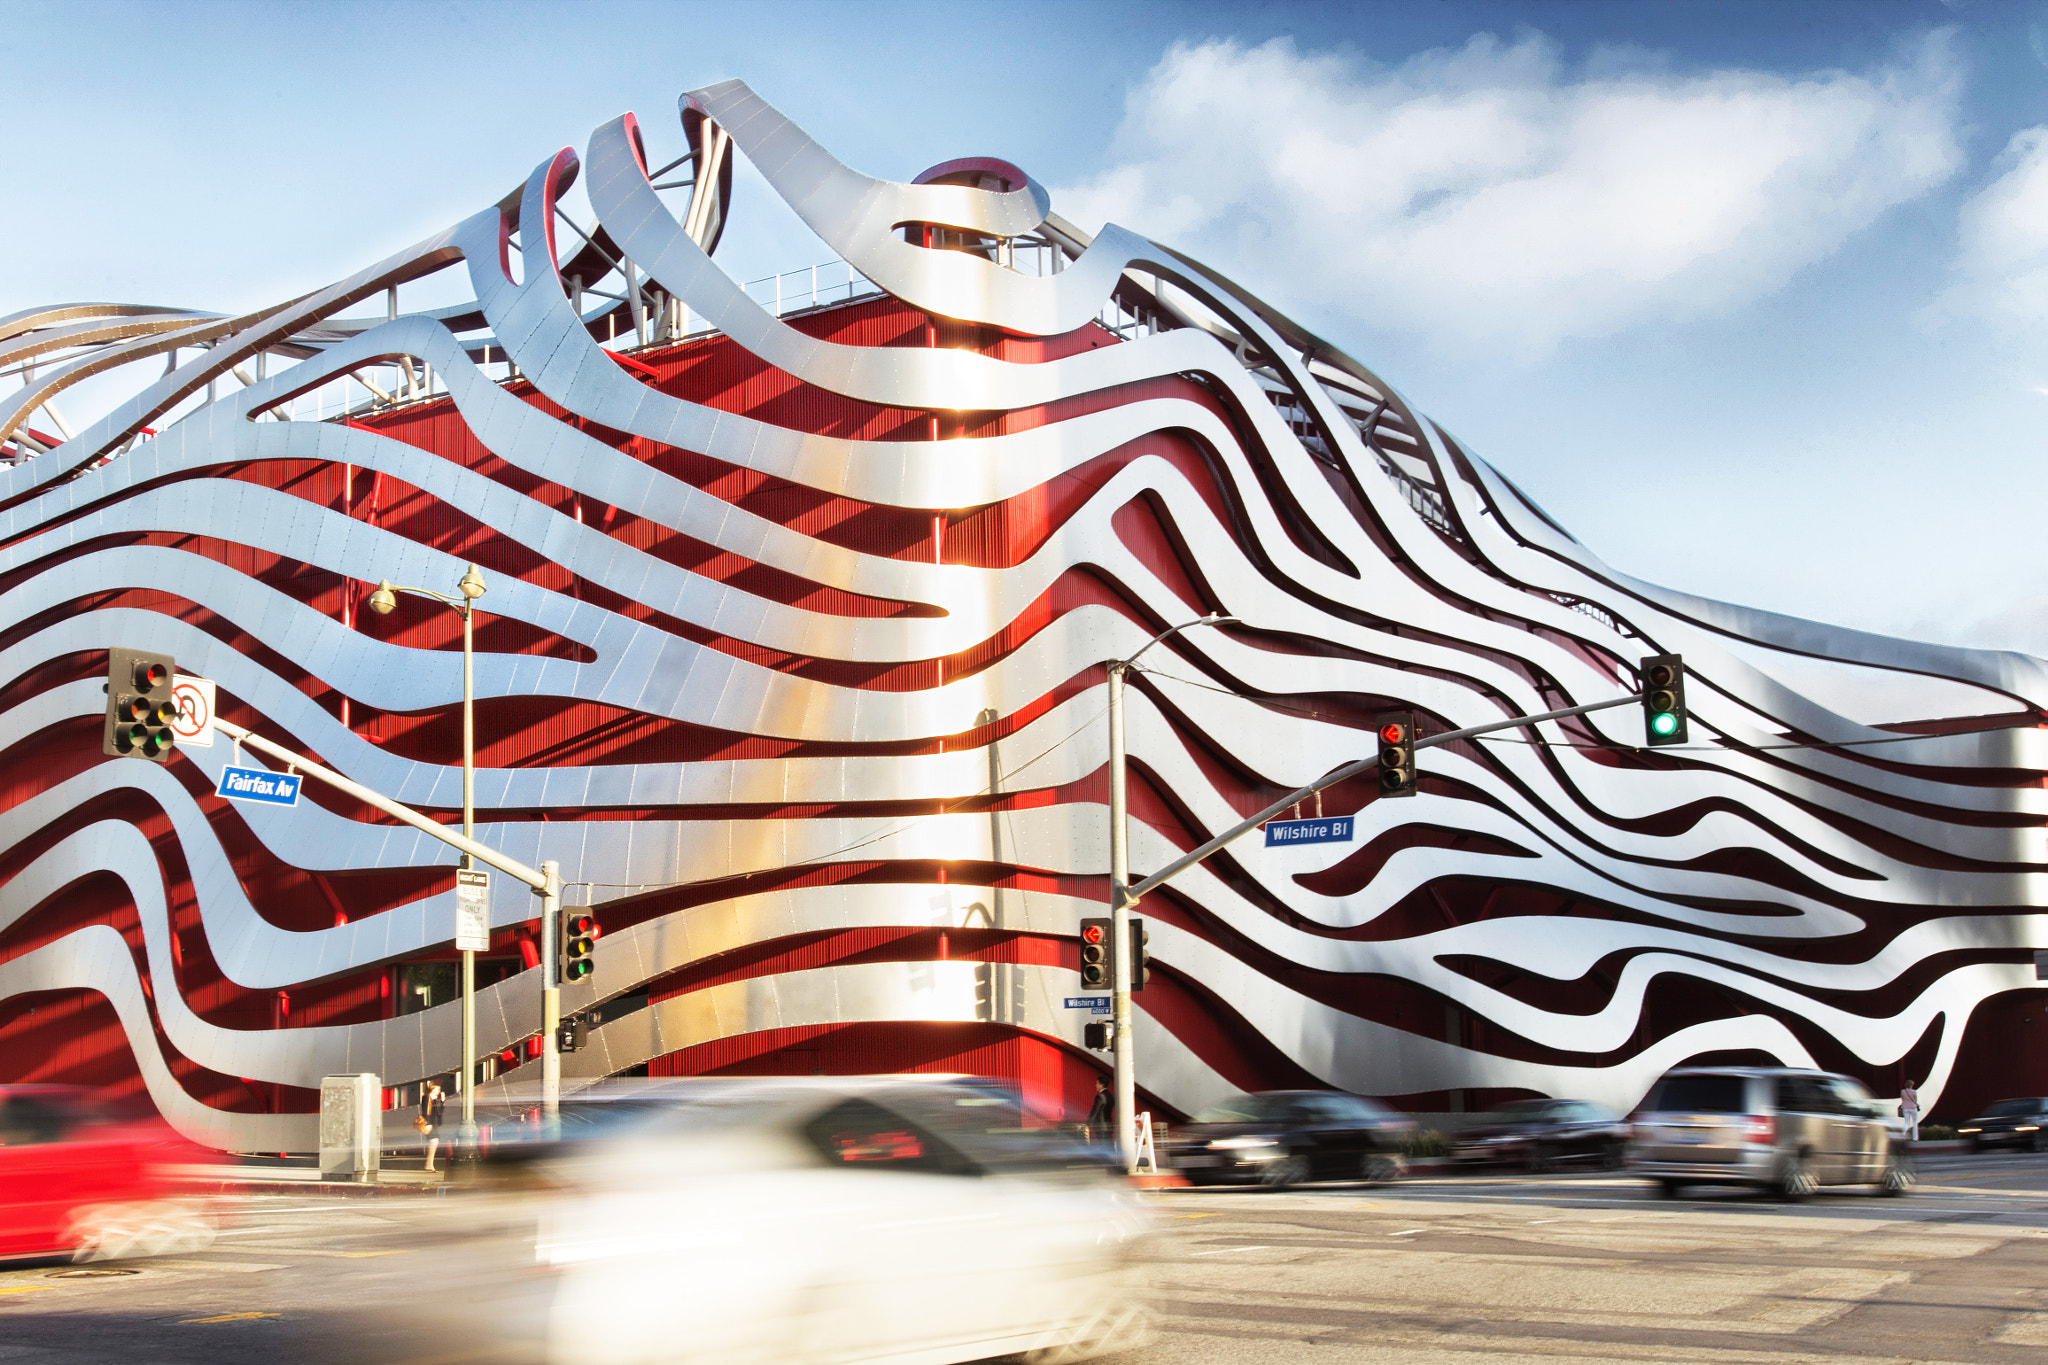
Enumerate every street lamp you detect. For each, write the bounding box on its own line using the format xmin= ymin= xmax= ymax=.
xmin=366 ymin=563 xmax=487 ymax=1155
xmin=1105 ymin=612 xmax=1236 ymax=1172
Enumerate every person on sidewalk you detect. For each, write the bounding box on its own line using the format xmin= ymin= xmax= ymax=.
xmin=1899 ymin=1079 xmax=1921 ymax=1143
xmin=419 ymin=1077 xmax=447 ymax=1172
xmin=1085 ymin=1075 xmax=1112 ymax=1144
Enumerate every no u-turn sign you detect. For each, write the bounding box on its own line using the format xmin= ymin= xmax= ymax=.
xmin=172 ymin=675 xmax=215 ymax=748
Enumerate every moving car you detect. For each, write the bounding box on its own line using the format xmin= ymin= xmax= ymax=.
xmin=1167 ymin=1089 xmax=1413 ymax=1188
xmin=0 ymin=1086 xmax=220 ymax=1261
xmin=1626 ymin=1066 xmax=1912 ymax=1200
xmin=455 ymin=1077 xmax=1154 ymax=1365
xmin=1450 ymin=1098 xmax=1629 ymax=1170
xmin=1957 ymin=1097 xmax=2048 ymax=1152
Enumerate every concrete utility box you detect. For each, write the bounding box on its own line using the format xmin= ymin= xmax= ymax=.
xmin=319 ymin=1073 xmax=382 ymax=1182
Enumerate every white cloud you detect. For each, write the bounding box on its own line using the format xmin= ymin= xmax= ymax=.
xmin=1946 ymin=126 xmax=2048 ymax=325
xmin=1057 ymin=33 xmax=1962 ymax=354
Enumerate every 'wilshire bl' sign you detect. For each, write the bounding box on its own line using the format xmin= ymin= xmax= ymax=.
xmin=216 ymin=765 xmax=302 ymax=807
xmin=1264 ymin=815 xmax=1354 ymax=847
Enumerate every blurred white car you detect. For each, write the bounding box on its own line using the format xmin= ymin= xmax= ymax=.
xmin=525 ymin=1077 xmax=1154 ymax=1365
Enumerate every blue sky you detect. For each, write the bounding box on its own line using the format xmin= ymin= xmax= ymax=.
xmin=6 ymin=0 xmax=2046 ymax=656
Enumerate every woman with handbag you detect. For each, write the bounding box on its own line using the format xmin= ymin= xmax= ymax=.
xmin=417 ymin=1077 xmax=447 ymax=1172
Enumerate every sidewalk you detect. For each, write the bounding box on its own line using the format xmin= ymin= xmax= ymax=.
xmin=167 ymin=1161 xmax=449 ymax=1197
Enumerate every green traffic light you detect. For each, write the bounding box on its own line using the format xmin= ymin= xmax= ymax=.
xmin=1651 ymin=712 xmax=1678 ymax=735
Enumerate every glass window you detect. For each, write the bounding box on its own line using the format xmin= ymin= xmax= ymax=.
xmin=0 ymin=1097 xmax=69 ymax=1145
xmin=1821 ymin=1077 xmax=1873 ymax=1114
xmin=1649 ymin=1074 xmax=1750 ymax=1114
xmin=1336 ymin=1094 xmax=1396 ymax=1122
xmin=1192 ymin=1094 xmax=1288 ymax=1124
xmin=1776 ymin=1077 xmax=1841 ymax=1115
xmin=1985 ymin=1098 xmax=2044 ymax=1117
xmin=803 ymin=1098 xmax=971 ymax=1176
xmin=883 ymin=1088 xmax=1102 ymax=1173
xmin=1293 ymin=1096 xmax=1343 ymax=1122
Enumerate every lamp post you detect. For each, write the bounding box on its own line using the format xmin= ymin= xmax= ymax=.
xmin=367 ymin=564 xmax=487 ymax=1153
xmin=1105 ymin=613 xmax=1235 ymax=1172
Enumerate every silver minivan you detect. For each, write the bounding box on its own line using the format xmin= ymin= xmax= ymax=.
xmin=1627 ymin=1066 xmax=1912 ymax=1200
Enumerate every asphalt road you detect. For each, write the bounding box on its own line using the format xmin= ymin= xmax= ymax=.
xmin=0 ymin=1152 xmax=2038 ymax=1364
xmin=1124 ymin=1151 xmax=2048 ymax=1364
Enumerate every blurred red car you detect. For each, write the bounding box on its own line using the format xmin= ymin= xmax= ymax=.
xmin=0 ymin=1086 xmax=221 ymax=1261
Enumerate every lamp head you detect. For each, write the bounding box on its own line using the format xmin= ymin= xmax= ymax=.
xmin=366 ymin=581 xmax=398 ymax=616
xmin=458 ymin=564 xmax=486 ymax=600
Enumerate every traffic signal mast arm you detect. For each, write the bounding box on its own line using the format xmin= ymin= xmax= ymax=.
xmin=211 ymin=714 xmax=571 ymax=1122
xmin=1125 ymin=692 xmax=1642 ymax=901
xmin=211 ymin=716 xmax=552 ymax=894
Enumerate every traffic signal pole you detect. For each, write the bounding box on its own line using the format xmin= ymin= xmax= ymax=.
xmin=210 ymin=715 xmax=566 ymax=1122
xmin=1099 ymin=684 xmax=1649 ymax=1173
xmin=1106 ymin=656 xmax=1137 ymax=1174
xmin=540 ymin=867 xmax=563 ymax=1127
xmin=1103 ymin=616 xmax=1236 ymax=1173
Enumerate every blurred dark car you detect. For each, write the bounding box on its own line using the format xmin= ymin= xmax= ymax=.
xmin=1450 ymin=1098 xmax=1629 ymax=1171
xmin=1958 ymin=1098 xmax=2048 ymax=1152
xmin=1166 ymin=1090 xmax=1413 ymax=1189
xmin=0 ymin=1086 xmax=221 ymax=1261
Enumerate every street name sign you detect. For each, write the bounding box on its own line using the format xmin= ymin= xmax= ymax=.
xmin=1063 ymin=996 xmax=1112 ymax=1013
xmin=454 ymin=869 xmax=491 ymax=952
xmin=216 ymin=765 xmax=301 ymax=807
xmin=1263 ymin=815 xmax=1355 ymax=847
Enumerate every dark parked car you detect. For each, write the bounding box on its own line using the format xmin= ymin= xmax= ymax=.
xmin=1958 ymin=1098 xmax=2048 ymax=1152
xmin=1166 ymin=1090 xmax=1413 ymax=1189
xmin=1450 ymin=1098 xmax=1629 ymax=1171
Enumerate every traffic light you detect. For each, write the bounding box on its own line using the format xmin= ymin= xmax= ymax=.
xmin=102 ymin=648 xmax=177 ymax=762
xmin=1639 ymin=654 xmax=1688 ymax=746
xmin=561 ymin=910 xmax=596 ymax=983
xmin=1079 ymin=917 xmax=1111 ymax=991
xmin=1377 ymin=711 xmax=1417 ymax=797
xmin=557 ymin=1014 xmax=588 ymax=1053
xmin=1083 ymin=1019 xmax=1112 ymax=1051
xmin=1129 ymin=917 xmax=1150 ymax=992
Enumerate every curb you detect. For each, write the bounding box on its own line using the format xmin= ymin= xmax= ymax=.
xmin=172 ymin=1174 xmax=449 ymax=1198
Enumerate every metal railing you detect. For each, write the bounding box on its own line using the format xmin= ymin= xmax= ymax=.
xmin=736 ymin=258 xmax=881 ymax=320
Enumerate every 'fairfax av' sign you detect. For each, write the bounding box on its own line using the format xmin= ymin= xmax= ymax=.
xmin=1263 ymin=815 xmax=1354 ymax=847
xmin=216 ymin=765 xmax=302 ymax=807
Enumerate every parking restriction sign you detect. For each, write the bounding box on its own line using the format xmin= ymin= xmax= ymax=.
xmin=455 ymin=869 xmax=490 ymax=951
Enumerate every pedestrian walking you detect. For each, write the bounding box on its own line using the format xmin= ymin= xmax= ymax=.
xmin=1085 ymin=1075 xmax=1112 ymax=1143
xmin=417 ymin=1077 xmax=448 ymax=1172
xmin=1899 ymin=1078 xmax=1921 ymax=1143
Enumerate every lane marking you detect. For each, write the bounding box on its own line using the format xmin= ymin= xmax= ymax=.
xmin=1192 ymin=1245 xmax=1271 ymax=1256
xmin=179 ymin=1311 xmax=280 ymax=1324
xmin=0 ymin=1286 xmax=50 ymax=1295
xmin=1170 ymin=1213 xmax=1222 ymax=1220
xmin=1389 ymin=1228 xmax=1430 ymax=1236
